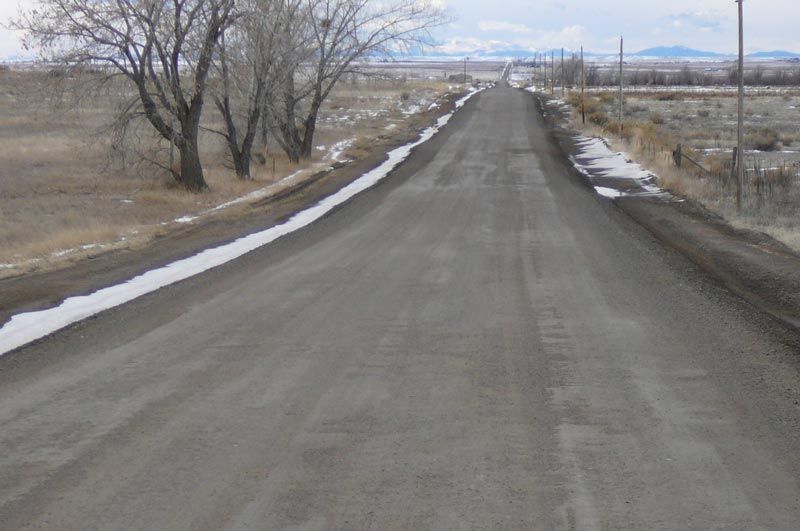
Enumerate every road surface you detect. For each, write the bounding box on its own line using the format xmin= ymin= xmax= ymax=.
xmin=3 ymin=85 xmax=800 ymax=529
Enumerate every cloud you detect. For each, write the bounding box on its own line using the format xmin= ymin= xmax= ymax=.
xmin=433 ymin=25 xmax=588 ymax=55
xmin=516 ymin=25 xmax=587 ymax=50
xmin=478 ymin=20 xmax=532 ymax=34
xmin=434 ymin=36 xmax=517 ymax=55
xmin=667 ymin=10 xmax=725 ymax=32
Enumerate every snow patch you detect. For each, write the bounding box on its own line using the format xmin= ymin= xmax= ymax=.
xmin=594 ymin=186 xmax=625 ymax=198
xmin=570 ymin=136 xmax=671 ymax=200
xmin=0 ymin=87 xmax=485 ymax=357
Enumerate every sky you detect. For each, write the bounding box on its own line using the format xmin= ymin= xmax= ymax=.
xmin=0 ymin=0 xmax=798 ymax=59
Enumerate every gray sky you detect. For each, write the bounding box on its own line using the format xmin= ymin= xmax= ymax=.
xmin=0 ymin=0 xmax=798 ymax=59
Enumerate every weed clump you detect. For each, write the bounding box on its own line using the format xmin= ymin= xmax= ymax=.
xmin=747 ymin=128 xmax=780 ymax=151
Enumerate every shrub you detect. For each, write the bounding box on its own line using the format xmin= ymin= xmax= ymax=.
xmin=697 ymin=109 xmax=710 ymax=118
xmin=589 ymin=111 xmax=609 ymax=126
xmin=746 ymin=128 xmax=780 ymax=151
xmin=657 ymin=92 xmax=681 ymax=101
xmin=400 ymin=91 xmax=410 ymax=101
xmin=598 ymin=92 xmax=616 ymax=104
xmin=650 ymin=112 xmax=665 ymax=125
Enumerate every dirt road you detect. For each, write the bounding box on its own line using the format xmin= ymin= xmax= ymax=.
xmin=3 ymin=85 xmax=800 ymax=529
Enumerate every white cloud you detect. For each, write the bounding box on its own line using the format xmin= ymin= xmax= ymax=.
xmin=516 ymin=25 xmax=588 ymax=50
xmin=478 ymin=20 xmax=532 ymax=34
xmin=434 ymin=36 xmax=516 ymax=55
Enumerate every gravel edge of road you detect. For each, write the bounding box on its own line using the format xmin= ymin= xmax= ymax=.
xmin=531 ymin=90 xmax=800 ymax=333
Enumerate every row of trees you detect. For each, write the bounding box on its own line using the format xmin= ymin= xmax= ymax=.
xmin=584 ymin=65 xmax=800 ymax=87
xmin=16 ymin=0 xmax=446 ymax=191
xmin=522 ymin=58 xmax=800 ymax=90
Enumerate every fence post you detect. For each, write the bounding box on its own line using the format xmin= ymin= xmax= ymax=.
xmin=730 ymin=147 xmax=738 ymax=183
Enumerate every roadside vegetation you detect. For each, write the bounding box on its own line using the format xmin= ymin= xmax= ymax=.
xmin=0 ymin=65 xmax=470 ymax=274
xmin=0 ymin=0 xmax=475 ymax=275
xmin=561 ymin=85 xmax=800 ymax=250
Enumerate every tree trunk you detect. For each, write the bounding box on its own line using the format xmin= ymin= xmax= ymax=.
xmin=231 ymin=146 xmax=251 ymax=180
xmin=277 ymin=120 xmax=303 ymax=164
xmin=178 ymin=133 xmax=208 ymax=192
xmin=301 ymin=108 xmax=319 ymax=160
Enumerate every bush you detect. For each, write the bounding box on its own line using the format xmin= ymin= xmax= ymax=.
xmin=400 ymin=91 xmax=410 ymax=101
xmin=697 ymin=109 xmax=710 ymax=118
xmin=589 ymin=111 xmax=609 ymax=126
xmin=650 ymin=112 xmax=665 ymax=125
xmin=657 ymin=92 xmax=681 ymax=101
xmin=598 ymin=92 xmax=616 ymax=104
xmin=746 ymin=128 xmax=780 ymax=151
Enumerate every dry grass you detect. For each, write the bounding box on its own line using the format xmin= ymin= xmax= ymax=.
xmin=563 ymin=87 xmax=800 ymax=252
xmin=0 ymin=68 xmax=453 ymax=275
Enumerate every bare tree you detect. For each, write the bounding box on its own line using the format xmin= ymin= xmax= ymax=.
xmin=210 ymin=0 xmax=286 ymax=179
xmin=16 ymin=0 xmax=236 ymax=192
xmin=265 ymin=0 xmax=446 ymax=163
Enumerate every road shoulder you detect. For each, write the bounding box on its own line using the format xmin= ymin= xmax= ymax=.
xmin=535 ymin=91 xmax=800 ymax=331
xmin=0 ymin=91 xmax=470 ymax=327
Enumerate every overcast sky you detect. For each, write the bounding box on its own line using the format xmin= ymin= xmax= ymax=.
xmin=0 ymin=0 xmax=798 ymax=59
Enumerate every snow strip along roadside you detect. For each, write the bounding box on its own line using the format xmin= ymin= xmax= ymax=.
xmin=569 ymin=136 xmax=673 ymax=200
xmin=0 ymin=88 xmax=485 ymax=357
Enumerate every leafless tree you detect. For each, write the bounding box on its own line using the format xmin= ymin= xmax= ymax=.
xmin=15 ymin=0 xmax=236 ymax=192
xmin=209 ymin=0 xmax=286 ymax=179
xmin=265 ymin=0 xmax=447 ymax=163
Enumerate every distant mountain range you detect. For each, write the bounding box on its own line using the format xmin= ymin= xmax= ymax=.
xmin=632 ymin=46 xmax=799 ymax=59
xmin=3 ymin=44 xmax=798 ymax=64
xmin=631 ymin=46 xmax=728 ymax=58
xmin=747 ymin=50 xmax=800 ymax=58
xmin=416 ymin=43 xmax=799 ymax=61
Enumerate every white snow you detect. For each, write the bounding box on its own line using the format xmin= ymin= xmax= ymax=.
xmin=0 ymin=87 xmax=486 ymax=357
xmin=570 ymin=136 xmax=670 ymax=199
xmin=594 ymin=186 xmax=625 ymax=198
xmin=326 ymin=138 xmax=355 ymax=163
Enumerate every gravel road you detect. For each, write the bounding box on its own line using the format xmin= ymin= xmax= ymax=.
xmin=2 ymin=85 xmax=800 ymax=529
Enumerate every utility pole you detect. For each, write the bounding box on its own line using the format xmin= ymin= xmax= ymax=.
xmin=551 ymin=50 xmax=555 ymax=94
xmin=541 ymin=53 xmax=546 ymax=90
xmin=736 ymin=0 xmax=745 ymax=210
xmin=561 ymin=48 xmax=565 ymax=97
xmin=463 ymin=56 xmax=468 ymax=84
xmin=619 ymin=36 xmax=624 ymax=134
xmin=581 ymin=46 xmax=586 ymax=124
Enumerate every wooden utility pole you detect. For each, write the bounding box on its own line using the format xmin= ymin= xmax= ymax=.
xmin=619 ymin=36 xmax=624 ymax=134
xmin=561 ymin=48 xmax=565 ymax=97
xmin=581 ymin=46 xmax=586 ymax=124
xmin=736 ymin=0 xmax=745 ymax=210
xmin=551 ymin=50 xmax=555 ymax=94
xmin=542 ymin=52 xmax=546 ymax=90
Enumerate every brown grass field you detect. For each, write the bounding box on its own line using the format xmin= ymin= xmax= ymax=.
xmin=0 ymin=64 xmax=496 ymax=277
xmin=559 ymin=86 xmax=800 ymax=251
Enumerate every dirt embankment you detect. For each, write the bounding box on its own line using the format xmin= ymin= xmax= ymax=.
xmin=538 ymin=92 xmax=800 ymax=331
xmin=0 ymin=92 xmax=469 ymax=327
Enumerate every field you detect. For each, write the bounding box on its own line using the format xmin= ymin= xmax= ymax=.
xmin=0 ymin=61 xmax=504 ymax=277
xmin=560 ymin=82 xmax=800 ymax=249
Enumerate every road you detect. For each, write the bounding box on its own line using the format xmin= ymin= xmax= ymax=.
xmin=3 ymin=85 xmax=800 ymax=530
